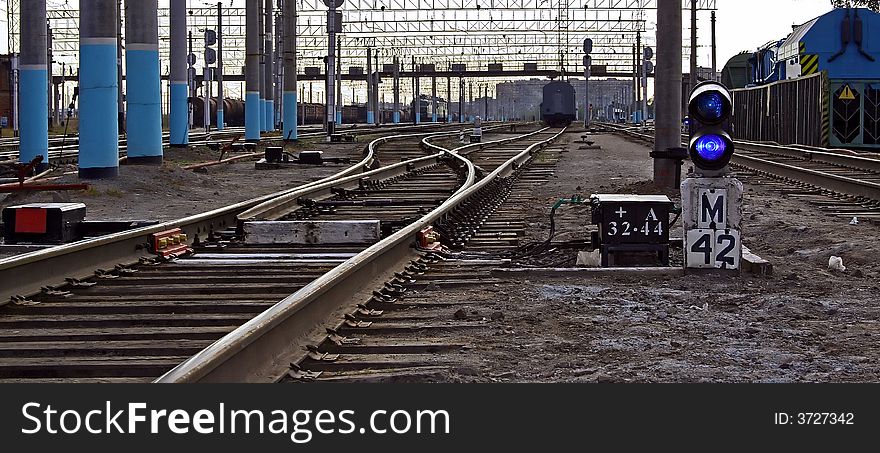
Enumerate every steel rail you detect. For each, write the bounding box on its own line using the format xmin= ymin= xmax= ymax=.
xmin=238 ymin=125 xmax=535 ymax=221
xmin=730 ymin=153 xmax=880 ymax=201
xmin=155 ymin=127 xmax=563 ymax=383
xmin=0 ymin=122 xmax=465 ymax=165
xmin=601 ymin=122 xmax=880 ymax=201
xmin=0 ymin=125 xmax=470 ymax=303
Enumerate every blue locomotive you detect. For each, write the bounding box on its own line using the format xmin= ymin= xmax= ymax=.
xmin=723 ymin=7 xmax=880 ymax=148
xmin=541 ymin=80 xmax=577 ymax=127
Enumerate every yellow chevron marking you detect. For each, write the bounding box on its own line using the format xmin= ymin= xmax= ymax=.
xmin=801 ymin=54 xmax=819 ymax=75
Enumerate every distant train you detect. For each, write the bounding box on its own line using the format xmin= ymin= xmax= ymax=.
xmin=541 ymin=80 xmax=576 ymax=127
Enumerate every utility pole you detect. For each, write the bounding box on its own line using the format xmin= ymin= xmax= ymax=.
xmin=188 ymin=30 xmax=194 ymax=129
xmin=690 ymin=0 xmax=698 ymax=92
xmin=653 ymin=0 xmax=683 ymax=188
xmin=325 ymin=0 xmax=341 ymax=138
xmin=392 ymin=55 xmax=399 ymax=123
xmin=711 ymin=10 xmax=718 ymax=80
xmin=170 ymin=0 xmax=188 ymax=146
xmin=336 ymin=35 xmax=342 ymax=125
xmin=245 ymin=0 xmax=261 ymax=141
xmin=264 ymin=0 xmax=273 ymax=131
xmin=635 ymin=32 xmax=641 ymax=123
xmin=283 ymin=0 xmax=298 ymax=139
xmin=217 ymin=2 xmax=224 ymax=130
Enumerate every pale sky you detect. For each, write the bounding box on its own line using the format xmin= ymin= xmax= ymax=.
xmin=709 ymin=0 xmax=833 ymax=68
xmin=0 ymin=0 xmax=840 ymax=71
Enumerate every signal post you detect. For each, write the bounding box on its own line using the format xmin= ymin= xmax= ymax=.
xmin=682 ymin=81 xmax=743 ymax=273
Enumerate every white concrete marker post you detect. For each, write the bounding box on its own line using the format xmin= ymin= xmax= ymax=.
xmin=682 ymin=178 xmax=743 ymax=271
xmin=681 ymin=81 xmax=742 ymax=274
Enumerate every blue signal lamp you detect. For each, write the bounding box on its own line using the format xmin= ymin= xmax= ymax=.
xmin=687 ymin=81 xmax=735 ymax=174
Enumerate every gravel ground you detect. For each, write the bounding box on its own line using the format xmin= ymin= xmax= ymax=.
xmin=437 ymin=130 xmax=880 ymax=383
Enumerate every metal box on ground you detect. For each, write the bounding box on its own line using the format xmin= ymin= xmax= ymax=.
xmin=299 ymin=151 xmax=324 ymax=165
xmin=265 ymin=147 xmax=283 ymax=163
xmin=2 ymin=203 xmax=86 ymax=244
xmin=590 ymin=194 xmax=673 ymax=267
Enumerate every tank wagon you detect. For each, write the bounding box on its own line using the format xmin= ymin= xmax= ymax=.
xmin=541 ymin=80 xmax=576 ymax=127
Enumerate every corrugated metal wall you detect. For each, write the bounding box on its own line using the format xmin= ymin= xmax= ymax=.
xmin=731 ymin=72 xmax=827 ymax=147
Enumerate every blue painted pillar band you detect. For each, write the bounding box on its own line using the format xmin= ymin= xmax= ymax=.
xmin=216 ymin=109 xmax=224 ymax=131
xmin=393 ymin=111 xmax=400 ymax=124
xmin=246 ymin=92 xmax=261 ymax=141
xmin=170 ymin=82 xmax=189 ymax=146
xmin=367 ymin=111 xmax=374 ymax=124
xmin=125 ymin=48 xmax=163 ymax=164
xmin=19 ymin=67 xmax=49 ymax=170
xmin=415 ymin=112 xmax=421 ymax=124
xmin=432 ymin=113 xmax=437 ymax=123
xmin=282 ymin=91 xmax=298 ymax=140
xmin=259 ymin=99 xmax=267 ymax=131
xmin=336 ymin=111 xmax=342 ymax=125
xmin=79 ymin=41 xmax=119 ymax=178
xmin=266 ymin=100 xmax=275 ymax=131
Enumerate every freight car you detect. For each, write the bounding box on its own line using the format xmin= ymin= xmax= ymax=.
xmin=191 ymin=98 xmax=245 ymax=127
xmin=541 ymin=80 xmax=576 ymax=127
xmin=722 ymin=7 xmax=880 ymax=149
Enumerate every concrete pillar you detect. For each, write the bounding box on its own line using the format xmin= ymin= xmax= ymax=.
xmin=217 ymin=2 xmax=225 ymax=130
xmin=458 ymin=76 xmax=463 ymax=123
xmin=392 ymin=56 xmax=400 ymax=124
xmin=79 ymin=0 xmax=119 ymax=178
xmin=124 ymin=0 xmax=162 ymax=164
xmin=246 ymin=0 xmax=261 ymax=141
xmin=654 ymin=0 xmax=683 ymax=188
xmin=282 ymin=0 xmax=298 ymax=140
xmin=374 ymin=52 xmax=380 ymax=124
xmin=170 ymin=0 xmax=188 ymax=146
xmin=431 ymin=76 xmax=437 ymax=123
xmin=447 ymin=76 xmax=452 ymax=123
xmin=366 ymin=47 xmax=374 ymax=125
xmin=116 ymin=0 xmax=124 ymax=133
xmin=468 ymin=82 xmax=473 ymax=122
xmin=413 ymin=57 xmax=420 ymax=124
xmin=264 ymin=0 xmax=274 ymax=131
xmin=19 ymin=0 xmax=49 ymax=171
xmin=47 ymin=24 xmax=55 ymax=128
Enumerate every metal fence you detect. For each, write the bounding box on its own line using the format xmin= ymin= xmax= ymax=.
xmin=731 ymin=72 xmax=827 ymax=147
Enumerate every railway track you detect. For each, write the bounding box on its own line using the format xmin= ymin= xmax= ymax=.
xmin=155 ymin=127 xmax=565 ymax=383
xmin=0 ymin=123 xmax=555 ymax=382
xmin=602 ymin=123 xmax=880 ymax=225
xmin=0 ymin=122 xmax=462 ymax=169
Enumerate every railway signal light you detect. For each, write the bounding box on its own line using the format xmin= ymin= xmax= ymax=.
xmin=687 ymin=81 xmax=734 ymax=173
